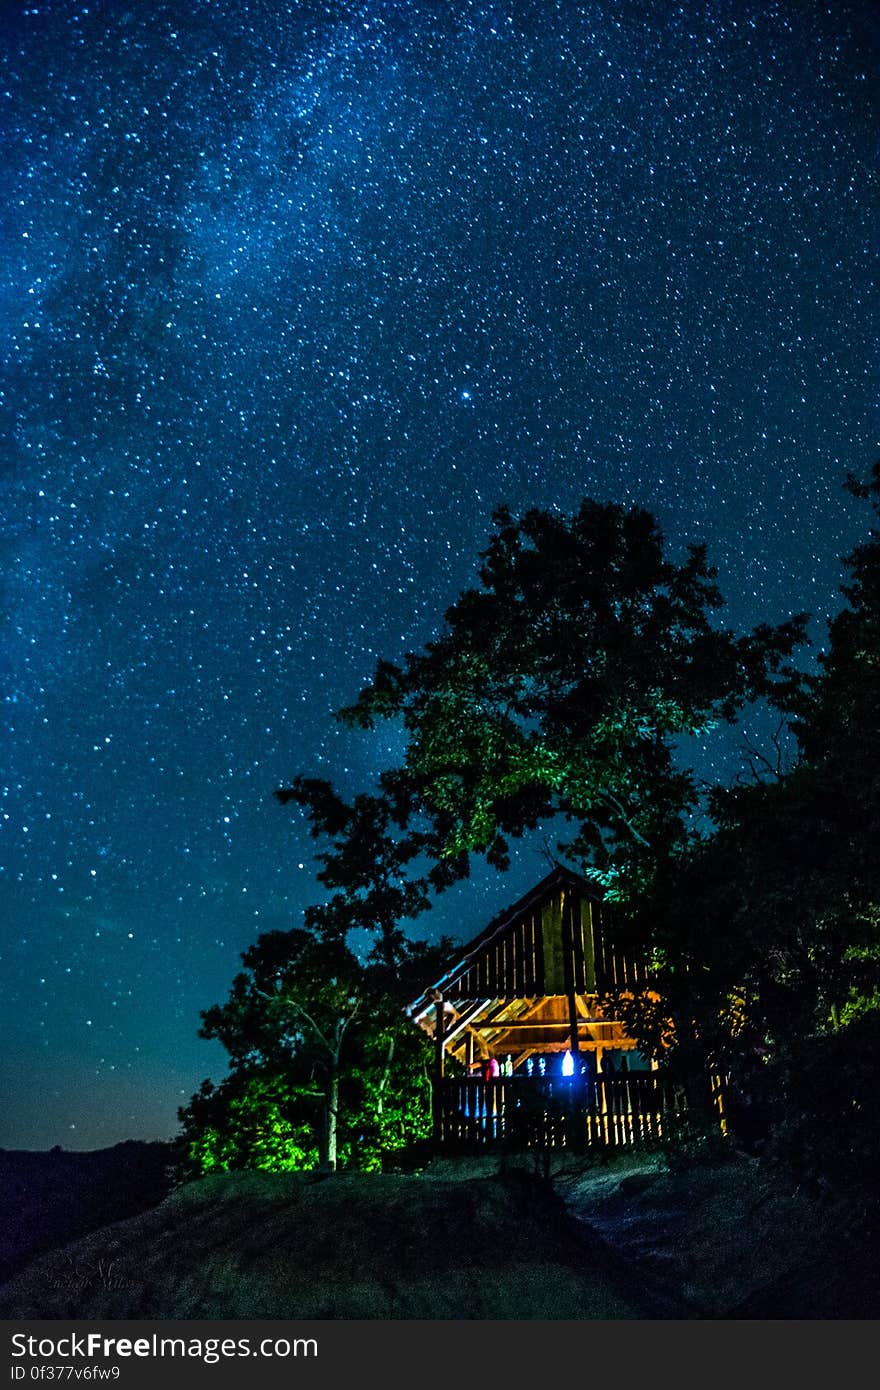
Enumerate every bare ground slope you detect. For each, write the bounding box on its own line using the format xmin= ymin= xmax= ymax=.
xmin=0 ymin=1168 xmax=656 ymax=1320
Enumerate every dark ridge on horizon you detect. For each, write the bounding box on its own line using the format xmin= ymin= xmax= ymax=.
xmin=0 ymin=1139 xmax=176 ymax=1286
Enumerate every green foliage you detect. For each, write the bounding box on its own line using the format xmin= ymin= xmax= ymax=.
xmin=629 ymin=463 xmax=880 ymax=1197
xmin=657 ymin=1115 xmax=737 ymax=1175
xmin=198 ymin=927 xmax=366 ymax=1080
xmin=178 ymin=1073 xmax=318 ymax=1179
xmin=278 ymin=499 xmax=805 ymax=950
xmin=180 ymin=929 xmax=440 ymax=1176
xmin=839 ymin=985 xmax=880 ymax=1028
xmin=343 ymin=1023 xmax=433 ymax=1172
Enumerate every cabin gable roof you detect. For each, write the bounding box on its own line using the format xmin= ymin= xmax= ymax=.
xmin=407 ymin=864 xmax=645 ymax=1024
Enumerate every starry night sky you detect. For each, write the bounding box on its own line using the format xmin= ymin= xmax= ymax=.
xmin=1 ymin=0 xmax=876 ymax=1150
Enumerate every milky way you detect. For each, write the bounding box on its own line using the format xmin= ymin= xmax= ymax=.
xmin=1 ymin=0 xmax=876 ymax=1147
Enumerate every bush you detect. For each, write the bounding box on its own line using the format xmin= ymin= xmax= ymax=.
xmin=177 ymin=1073 xmax=318 ymax=1179
xmin=768 ymin=1010 xmax=880 ymax=1203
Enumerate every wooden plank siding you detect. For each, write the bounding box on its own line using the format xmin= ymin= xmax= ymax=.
xmin=532 ymin=905 xmax=545 ymax=993
xmin=418 ymin=881 xmax=647 ymax=1006
xmin=590 ymin=897 xmax=647 ymax=994
xmin=541 ymin=893 xmax=564 ymax=994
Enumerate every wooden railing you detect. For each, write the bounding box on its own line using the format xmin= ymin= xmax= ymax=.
xmin=436 ymin=1073 xmax=691 ymax=1151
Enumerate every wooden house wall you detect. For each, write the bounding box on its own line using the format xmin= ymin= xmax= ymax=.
xmin=448 ymin=887 xmax=646 ymax=1002
xmin=588 ymin=898 xmax=648 ymax=993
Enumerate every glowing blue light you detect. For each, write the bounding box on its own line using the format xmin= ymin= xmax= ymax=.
xmin=561 ymin=1049 xmax=575 ymax=1076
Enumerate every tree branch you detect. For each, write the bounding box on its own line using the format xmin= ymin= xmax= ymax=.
xmin=741 ymin=719 xmax=790 ymax=783
xmin=597 ymin=790 xmax=652 ymax=849
xmin=254 ymin=987 xmax=335 ymax=1056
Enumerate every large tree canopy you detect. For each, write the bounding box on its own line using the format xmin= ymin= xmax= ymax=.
xmin=280 ymin=499 xmax=806 ymax=961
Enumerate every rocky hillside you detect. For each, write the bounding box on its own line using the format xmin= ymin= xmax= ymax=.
xmin=2 ymin=1149 xmax=876 ymax=1319
xmin=552 ymin=1150 xmax=880 ymax=1318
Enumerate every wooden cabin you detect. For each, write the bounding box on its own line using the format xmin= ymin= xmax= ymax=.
xmin=407 ymin=865 xmax=691 ymax=1151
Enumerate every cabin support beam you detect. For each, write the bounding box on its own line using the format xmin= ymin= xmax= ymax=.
xmin=432 ymin=992 xmax=445 ymax=1146
xmin=561 ymin=892 xmax=580 ymax=1058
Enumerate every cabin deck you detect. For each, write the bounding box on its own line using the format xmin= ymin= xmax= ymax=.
xmin=435 ymin=1072 xmax=692 ymax=1152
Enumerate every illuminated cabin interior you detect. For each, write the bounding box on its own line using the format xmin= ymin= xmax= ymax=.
xmin=406 ymin=865 xmax=686 ymax=1151
xmin=407 ymin=864 xmax=654 ymax=1077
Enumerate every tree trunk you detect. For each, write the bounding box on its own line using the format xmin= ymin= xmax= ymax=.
xmin=323 ymin=1070 xmax=339 ymax=1172
xmin=376 ymin=1035 xmax=395 ymax=1116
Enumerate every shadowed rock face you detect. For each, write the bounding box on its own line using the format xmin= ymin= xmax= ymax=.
xmin=0 ymin=1168 xmax=657 ymax=1321
xmin=554 ymin=1152 xmax=880 ymax=1320
xmin=0 ymin=1141 xmax=176 ymax=1285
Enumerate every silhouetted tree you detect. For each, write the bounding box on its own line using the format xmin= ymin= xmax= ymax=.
xmin=279 ymin=500 xmax=806 ymax=967
xmin=180 ymin=929 xmax=450 ymax=1175
xmin=625 ymin=464 xmax=880 ymax=1185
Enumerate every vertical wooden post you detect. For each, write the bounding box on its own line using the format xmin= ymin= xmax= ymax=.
xmin=560 ymin=890 xmax=585 ymax=1150
xmin=561 ymin=892 xmax=580 ymax=1058
xmin=465 ymin=1028 xmax=474 ymax=1074
xmin=433 ymin=993 xmax=445 ymax=1147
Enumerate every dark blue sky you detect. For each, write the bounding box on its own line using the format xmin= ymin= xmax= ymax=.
xmin=1 ymin=0 xmax=876 ymax=1149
